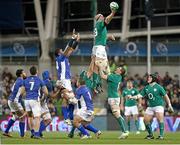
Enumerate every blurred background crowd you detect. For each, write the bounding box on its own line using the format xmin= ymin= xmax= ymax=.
xmin=1 ymin=60 xmax=179 ymax=117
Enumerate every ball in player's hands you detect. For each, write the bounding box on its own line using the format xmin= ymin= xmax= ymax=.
xmin=110 ymin=2 xmax=119 ymax=11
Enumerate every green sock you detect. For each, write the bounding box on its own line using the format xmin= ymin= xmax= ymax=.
xmin=127 ymin=120 xmax=130 ymax=131
xmin=145 ymin=123 xmax=153 ymax=136
xmin=135 ymin=120 xmax=139 ymax=131
xmin=117 ymin=116 xmax=127 ymax=133
xmin=92 ymin=72 xmax=101 ymax=88
xmin=159 ymin=122 xmax=164 ymax=137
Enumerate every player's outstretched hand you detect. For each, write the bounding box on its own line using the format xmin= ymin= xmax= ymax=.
xmin=168 ymin=105 xmax=174 ymax=113
xmin=72 ymin=28 xmax=76 ymax=38
xmin=107 ymin=35 xmax=115 ymax=41
xmin=76 ymin=33 xmax=80 ymax=42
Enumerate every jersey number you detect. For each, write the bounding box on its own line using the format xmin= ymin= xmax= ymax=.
xmin=94 ymin=28 xmax=98 ymax=37
xmin=148 ymin=93 xmax=155 ymax=100
xmin=29 ymin=82 xmax=35 ymax=90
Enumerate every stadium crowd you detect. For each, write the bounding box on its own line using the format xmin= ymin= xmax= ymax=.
xmin=1 ymin=66 xmax=179 ymax=116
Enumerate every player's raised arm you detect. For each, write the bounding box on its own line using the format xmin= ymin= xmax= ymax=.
xmin=99 ymin=70 xmax=108 ymax=80
xmin=49 ymin=89 xmax=61 ymax=99
xmin=105 ymin=2 xmax=119 ymax=24
xmin=107 ymin=34 xmax=115 ymax=41
xmin=87 ymin=56 xmax=95 ymax=78
xmin=63 ymin=30 xmax=80 ymax=57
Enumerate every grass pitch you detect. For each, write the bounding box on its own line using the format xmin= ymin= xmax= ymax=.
xmin=1 ymin=131 xmax=180 ymax=144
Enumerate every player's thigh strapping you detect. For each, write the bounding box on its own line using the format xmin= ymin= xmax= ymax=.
xmin=41 ymin=102 xmax=51 ymax=120
xmin=56 ymin=79 xmax=77 ymax=104
xmin=108 ymin=98 xmax=121 ymax=118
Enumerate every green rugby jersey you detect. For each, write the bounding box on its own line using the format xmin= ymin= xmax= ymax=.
xmin=80 ymin=71 xmax=93 ymax=92
xmin=140 ymin=83 xmax=166 ymax=107
xmin=94 ymin=20 xmax=107 ymax=46
xmin=107 ymin=73 xmax=122 ymax=98
xmin=122 ymin=88 xmax=139 ymax=107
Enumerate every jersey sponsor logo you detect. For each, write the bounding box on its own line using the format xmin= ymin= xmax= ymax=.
xmin=154 ymin=88 xmax=157 ymax=92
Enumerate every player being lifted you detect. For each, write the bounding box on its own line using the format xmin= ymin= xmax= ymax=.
xmin=129 ymin=74 xmax=174 ymax=139
xmin=23 ymin=66 xmax=48 ymax=139
xmin=121 ymin=80 xmax=141 ymax=134
xmin=90 ymin=2 xmax=119 ymax=92
xmin=55 ymin=29 xmax=79 ymax=125
xmin=72 ymin=77 xmax=101 ymax=139
xmin=3 ymin=69 xmax=26 ymax=138
xmin=98 ymin=64 xmax=129 ymax=139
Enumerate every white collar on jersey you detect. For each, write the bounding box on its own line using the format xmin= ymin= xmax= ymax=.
xmin=149 ymin=82 xmax=156 ymax=87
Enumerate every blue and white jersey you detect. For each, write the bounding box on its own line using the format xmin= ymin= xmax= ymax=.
xmin=24 ymin=76 xmax=45 ymax=100
xmin=8 ymin=77 xmax=23 ymax=102
xmin=76 ymin=85 xmax=94 ymax=111
xmin=56 ymin=54 xmax=71 ymax=80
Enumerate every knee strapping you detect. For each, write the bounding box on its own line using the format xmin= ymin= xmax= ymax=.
xmin=111 ymin=107 xmax=120 ymax=118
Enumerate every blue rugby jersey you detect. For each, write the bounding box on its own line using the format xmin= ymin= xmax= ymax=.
xmin=76 ymin=85 xmax=94 ymax=111
xmin=9 ymin=77 xmax=23 ymax=102
xmin=24 ymin=76 xmax=45 ymax=100
xmin=55 ymin=54 xmax=71 ymax=80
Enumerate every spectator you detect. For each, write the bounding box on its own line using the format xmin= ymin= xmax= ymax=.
xmin=163 ymin=72 xmax=172 ymax=86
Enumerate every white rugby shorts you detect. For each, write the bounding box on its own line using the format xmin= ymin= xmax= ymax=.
xmin=41 ymin=102 xmax=51 ymax=120
xmin=124 ymin=106 xmax=139 ymax=116
xmin=56 ymin=79 xmax=72 ymax=91
xmin=25 ymin=100 xmax=41 ymax=117
xmin=145 ymin=106 xmax=164 ymax=115
xmin=76 ymin=109 xmax=94 ymax=122
xmin=92 ymin=45 xmax=107 ymax=59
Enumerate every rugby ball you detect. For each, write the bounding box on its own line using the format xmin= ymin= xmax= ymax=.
xmin=110 ymin=2 xmax=119 ymax=11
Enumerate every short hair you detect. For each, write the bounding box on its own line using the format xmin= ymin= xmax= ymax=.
xmin=30 ymin=66 xmax=37 ymax=75
xmin=16 ymin=69 xmax=23 ymax=77
xmin=55 ymin=48 xmax=61 ymax=57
